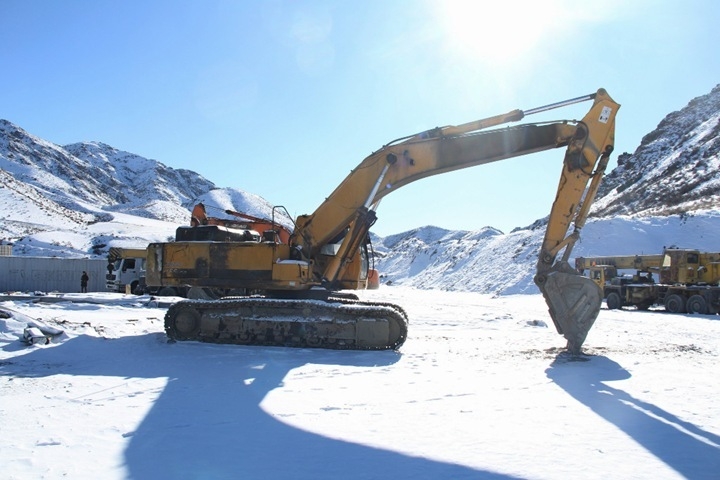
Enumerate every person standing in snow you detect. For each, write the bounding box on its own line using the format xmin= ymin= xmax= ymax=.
xmin=80 ymin=271 xmax=89 ymax=293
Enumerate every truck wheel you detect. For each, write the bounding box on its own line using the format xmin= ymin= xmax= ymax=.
xmin=606 ymin=292 xmax=622 ymax=310
xmin=664 ymin=294 xmax=686 ymax=314
xmin=686 ymin=295 xmax=708 ymax=315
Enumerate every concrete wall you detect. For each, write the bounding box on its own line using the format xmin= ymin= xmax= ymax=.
xmin=0 ymin=257 xmax=108 ymax=293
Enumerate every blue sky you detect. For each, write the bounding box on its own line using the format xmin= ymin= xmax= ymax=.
xmin=2 ymin=0 xmax=719 ymax=236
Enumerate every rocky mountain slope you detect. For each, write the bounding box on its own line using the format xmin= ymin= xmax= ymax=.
xmin=0 ymin=120 xmax=214 ymax=235
xmin=1 ymin=84 xmax=719 ymax=293
xmin=592 ymin=84 xmax=720 ymax=218
xmin=0 ymin=120 xmax=285 ymax=254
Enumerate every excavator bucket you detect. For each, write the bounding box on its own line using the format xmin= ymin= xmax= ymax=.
xmin=536 ymin=262 xmax=602 ymax=355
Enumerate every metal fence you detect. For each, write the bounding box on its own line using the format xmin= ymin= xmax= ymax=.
xmin=0 ymin=257 xmax=108 ymax=293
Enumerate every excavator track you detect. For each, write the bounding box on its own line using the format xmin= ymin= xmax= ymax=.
xmin=164 ymin=297 xmax=408 ymax=350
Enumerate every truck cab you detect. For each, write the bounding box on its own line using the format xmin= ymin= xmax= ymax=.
xmin=106 ymin=248 xmax=147 ymax=294
xmin=586 ymin=265 xmax=617 ymax=288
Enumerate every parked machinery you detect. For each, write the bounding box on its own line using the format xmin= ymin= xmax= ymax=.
xmin=576 ymin=248 xmax=720 ymax=314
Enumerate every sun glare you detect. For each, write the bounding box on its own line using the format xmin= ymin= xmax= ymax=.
xmin=435 ymin=0 xmax=565 ymax=64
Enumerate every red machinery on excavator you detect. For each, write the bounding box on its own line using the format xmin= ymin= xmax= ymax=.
xmin=146 ymin=89 xmax=619 ymax=354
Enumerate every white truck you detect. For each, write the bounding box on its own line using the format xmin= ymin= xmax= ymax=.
xmin=105 ymin=247 xmax=147 ymax=294
xmin=106 ymin=247 xmax=190 ymax=296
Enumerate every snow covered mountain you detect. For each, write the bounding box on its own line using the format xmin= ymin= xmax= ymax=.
xmin=0 ymin=121 xmax=215 ymax=223
xmin=0 ymin=120 xmax=285 ymax=256
xmin=592 ymin=84 xmax=720 ymax=218
xmin=372 ymin=213 xmax=720 ymax=295
xmin=1 ymin=84 xmax=719 ymax=293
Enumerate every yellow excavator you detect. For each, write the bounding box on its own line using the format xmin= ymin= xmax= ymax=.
xmin=145 ymin=89 xmax=619 ymax=354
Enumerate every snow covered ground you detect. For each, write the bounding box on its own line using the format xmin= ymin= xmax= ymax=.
xmin=1 ymin=287 xmax=719 ymax=480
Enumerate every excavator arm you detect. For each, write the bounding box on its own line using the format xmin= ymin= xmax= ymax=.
xmin=295 ymin=89 xmax=619 ymax=353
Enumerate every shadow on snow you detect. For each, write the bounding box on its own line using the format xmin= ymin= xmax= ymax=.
xmin=546 ymin=354 xmax=720 ymax=479
xmin=1 ymin=333 xmax=521 ymax=480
